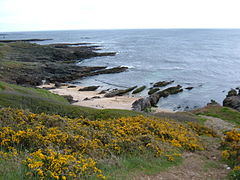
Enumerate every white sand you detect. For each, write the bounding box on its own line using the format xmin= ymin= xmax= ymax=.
xmin=38 ymin=83 xmax=174 ymax=112
xmin=38 ymin=84 xmax=139 ymax=110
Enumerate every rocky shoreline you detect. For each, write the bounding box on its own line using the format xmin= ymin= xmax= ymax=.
xmin=0 ymin=41 xmax=127 ymax=86
xmin=1 ymin=39 xmax=238 ymax=112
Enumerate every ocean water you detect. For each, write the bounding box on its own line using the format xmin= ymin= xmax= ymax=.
xmin=2 ymin=29 xmax=240 ymax=111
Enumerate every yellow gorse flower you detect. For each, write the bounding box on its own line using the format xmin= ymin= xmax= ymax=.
xmin=0 ymin=108 xmax=211 ymax=179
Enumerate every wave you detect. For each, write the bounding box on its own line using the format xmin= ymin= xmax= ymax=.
xmin=120 ymin=65 xmax=135 ymax=69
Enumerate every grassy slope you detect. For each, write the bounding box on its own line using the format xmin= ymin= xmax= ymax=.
xmin=192 ymin=105 xmax=240 ymax=126
xmin=1 ymin=82 xmax=239 ymax=179
xmin=0 ymin=81 xmax=141 ymax=120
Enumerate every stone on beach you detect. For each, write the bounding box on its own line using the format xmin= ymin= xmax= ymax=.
xmin=78 ymin=86 xmax=100 ymax=91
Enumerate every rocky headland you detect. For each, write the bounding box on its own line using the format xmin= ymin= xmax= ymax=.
xmin=0 ymin=40 xmax=126 ymax=86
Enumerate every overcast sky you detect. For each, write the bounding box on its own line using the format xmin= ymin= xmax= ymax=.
xmin=1 ymin=0 xmax=240 ymax=32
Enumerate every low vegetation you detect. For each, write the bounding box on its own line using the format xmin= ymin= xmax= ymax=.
xmin=192 ymin=105 xmax=240 ymax=126
xmin=0 ymin=81 xmax=141 ymax=120
xmin=0 ymin=107 xmax=216 ymax=179
xmin=221 ymin=129 xmax=240 ymax=179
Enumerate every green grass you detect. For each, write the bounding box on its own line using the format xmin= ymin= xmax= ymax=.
xmin=0 ymin=159 xmax=29 ymax=180
xmin=91 ymin=153 xmax=182 ymax=180
xmin=0 ymin=81 xmax=67 ymax=103
xmin=0 ymin=81 xmax=141 ymax=119
xmin=0 ymin=152 xmax=181 ymax=180
xmin=193 ymin=105 xmax=240 ymax=126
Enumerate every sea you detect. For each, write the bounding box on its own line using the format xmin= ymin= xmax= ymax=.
xmin=1 ymin=29 xmax=240 ymax=111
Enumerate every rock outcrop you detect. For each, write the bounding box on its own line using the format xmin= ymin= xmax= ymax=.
xmin=153 ymin=80 xmax=174 ymax=87
xmin=132 ymin=86 xmax=146 ymax=94
xmin=0 ymin=41 xmax=122 ymax=86
xmin=223 ymin=89 xmax=240 ymax=111
xmin=132 ymin=97 xmax=152 ymax=112
xmin=104 ymin=86 xmax=137 ymax=98
xmin=132 ymin=85 xmax=183 ymax=111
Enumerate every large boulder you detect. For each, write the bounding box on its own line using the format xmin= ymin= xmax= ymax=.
xmin=132 ymin=97 xmax=151 ymax=111
xmin=223 ymin=89 xmax=240 ymax=111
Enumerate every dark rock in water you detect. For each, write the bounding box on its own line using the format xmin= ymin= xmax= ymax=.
xmin=207 ymin=99 xmax=220 ymax=106
xmin=77 ymin=67 xmax=128 ymax=79
xmin=132 ymin=86 xmax=146 ymax=94
xmin=104 ymin=86 xmax=137 ymax=98
xmin=132 ymin=85 xmax=183 ymax=111
xmin=62 ymin=95 xmax=78 ymax=104
xmin=54 ymin=82 xmax=62 ymax=88
xmin=153 ymin=80 xmax=174 ymax=87
xmin=16 ymin=76 xmax=42 ymax=86
xmin=0 ymin=39 xmax=52 ymax=43
xmin=227 ymin=89 xmax=237 ymax=97
xmin=78 ymin=86 xmax=99 ymax=91
xmin=163 ymin=85 xmax=183 ymax=94
xmin=67 ymin=85 xmax=77 ymax=88
xmin=148 ymin=88 xmax=160 ymax=95
xmin=185 ymin=87 xmax=194 ymax=90
xmin=132 ymin=98 xmax=151 ymax=111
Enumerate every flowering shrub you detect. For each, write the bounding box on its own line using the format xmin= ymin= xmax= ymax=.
xmin=0 ymin=108 xmax=209 ymax=179
xmin=221 ymin=129 xmax=240 ymax=179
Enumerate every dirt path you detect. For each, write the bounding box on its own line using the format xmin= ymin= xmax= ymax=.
xmin=134 ymin=115 xmax=234 ymax=180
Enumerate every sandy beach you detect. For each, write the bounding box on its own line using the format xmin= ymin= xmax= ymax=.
xmin=38 ymin=84 xmax=174 ymax=112
xmin=39 ymin=84 xmax=141 ymax=110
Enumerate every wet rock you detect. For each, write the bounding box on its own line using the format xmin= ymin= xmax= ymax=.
xmin=142 ymin=85 xmax=183 ymax=109
xmin=77 ymin=66 xmax=128 ymax=79
xmin=207 ymin=99 xmax=220 ymax=106
xmin=104 ymin=86 xmax=137 ymax=98
xmin=132 ymin=85 xmax=183 ymax=111
xmin=163 ymin=85 xmax=183 ymax=95
xmin=185 ymin=87 xmax=194 ymax=90
xmin=226 ymin=89 xmax=237 ymax=97
xmin=78 ymin=86 xmax=99 ymax=91
xmin=153 ymin=80 xmax=174 ymax=87
xmin=132 ymin=86 xmax=146 ymax=94
xmin=148 ymin=88 xmax=160 ymax=95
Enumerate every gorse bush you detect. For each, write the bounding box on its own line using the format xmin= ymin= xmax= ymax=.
xmin=221 ymin=129 xmax=240 ymax=179
xmin=0 ymin=108 xmax=211 ymax=179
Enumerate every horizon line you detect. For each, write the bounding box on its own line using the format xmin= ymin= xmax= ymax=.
xmin=2 ymin=27 xmax=240 ymax=33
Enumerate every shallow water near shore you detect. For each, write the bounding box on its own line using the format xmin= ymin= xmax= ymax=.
xmin=2 ymin=29 xmax=240 ymax=111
